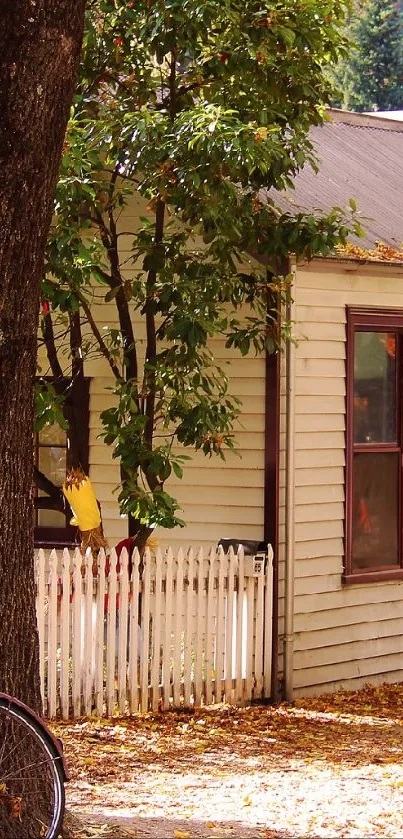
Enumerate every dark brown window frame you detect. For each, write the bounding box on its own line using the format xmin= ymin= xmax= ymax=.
xmin=345 ymin=307 xmax=403 ymax=584
xmin=34 ymin=376 xmax=90 ymax=549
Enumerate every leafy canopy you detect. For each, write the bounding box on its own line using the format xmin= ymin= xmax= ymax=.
xmin=39 ymin=0 xmax=356 ymax=543
xmin=331 ymin=0 xmax=403 ymax=112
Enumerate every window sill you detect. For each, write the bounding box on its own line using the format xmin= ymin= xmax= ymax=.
xmin=343 ymin=568 xmax=403 ymax=585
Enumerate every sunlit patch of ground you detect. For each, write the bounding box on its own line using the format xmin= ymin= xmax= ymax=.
xmin=54 ymin=682 xmax=403 ymax=838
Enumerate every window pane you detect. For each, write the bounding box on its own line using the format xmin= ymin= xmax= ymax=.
xmin=37 ymin=509 xmax=66 ymax=528
xmin=354 ymin=332 xmax=396 ymax=443
xmin=352 ymin=452 xmax=399 ymax=570
xmin=38 ymin=446 xmax=66 ymax=486
xmin=38 ymin=423 xmax=67 ymax=446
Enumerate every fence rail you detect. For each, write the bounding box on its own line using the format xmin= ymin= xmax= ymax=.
xmin=35 ymin=544 xmax=273 ymax=719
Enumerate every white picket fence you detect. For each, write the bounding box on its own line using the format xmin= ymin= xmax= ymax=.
xmin=35 ymin=544 xmax=273 ymax=719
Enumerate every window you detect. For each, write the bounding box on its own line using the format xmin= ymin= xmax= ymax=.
xmin=345 ymin=308 xmax=403 ymax=582
xmin=34 ymin=378 xmax=90 ymax=547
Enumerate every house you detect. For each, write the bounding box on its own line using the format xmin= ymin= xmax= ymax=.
xmin=37 ymin=109 xmax=403 ymax=700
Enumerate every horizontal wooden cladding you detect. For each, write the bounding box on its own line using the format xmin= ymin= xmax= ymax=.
xmin=295 ymin=537 xmax=344 ymax=561
xmin=295 ymin=449 xmax=345 ymax=469
xmin=296 ymin=377 xmax=346 ymax=397
xmin=293 ymin=669 xmax=403 ymax=699
xmin=295 ymin=634 xmax=403 ymax=671
xmin=292 ymin=414 xmax=345 ymax=433
xmin=298 ymin=267 xmax=403 ymax=292
xmin=295 ymin=484 xmax=344 ymax=505
xmin=295 ymin=573 xmax=342 ymax=596
xmin=296 ymin=357 xmax=345 ymax=379
xmin=295 ymin=519 xmax=343 ymax=543
xmin=295 ymin=430 xmax=345 ymax=451
xmin=294 ymin=594 xmax=403 ymax=633
xmin=295 ymin=616 xmax=403 ymax=653
xmin=295 ymin=555 xmax=343 ymax=578
xmin=295 ymin=580 xmax=403 ymax=615
xmin=157 ymin=522 xmax=264 ymax=547
xmin=295 ymin=502 xmax=343 ymax=524
xmin=297 ymin=340 xmax=345 ymax=361
xmin=295 ymin=395 xmax=345 ymax=415
xmin=89 ymin=427 xmax=264 ymax=452
xmin=167 ymin=484 xmax=264 ymax=509
xmin=295 ymin=466 xmax=344 ymax=488
xmin=293 ymin=651 xmax=403 ymax=691
xmin=295 ymin=321 xmax=346 ymax=343
xmin=296 ymin=305 xmax=346 ymax=324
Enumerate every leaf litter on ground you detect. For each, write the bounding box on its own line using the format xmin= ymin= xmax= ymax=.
xmin=56 ymin=682 xmax=403 ymax=838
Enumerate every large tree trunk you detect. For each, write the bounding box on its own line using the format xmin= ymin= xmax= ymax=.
xmin=0 ymin=1 xmax=86 ymax=710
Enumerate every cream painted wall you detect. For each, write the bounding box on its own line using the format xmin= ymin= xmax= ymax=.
xmin=280 ymin=257 xmax=403 ymax=697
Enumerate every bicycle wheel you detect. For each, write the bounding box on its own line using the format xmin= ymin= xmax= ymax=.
xmin=0 ymin=697 xmax=65 ymax=838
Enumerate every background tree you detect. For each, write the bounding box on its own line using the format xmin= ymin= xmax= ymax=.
xmin=0 ymin=1 xmax=86 ymax=707
xmin=38 ymin=0 xmax=360 ymax=552
xmin=332 ymin=0 xmax=403 ymax=111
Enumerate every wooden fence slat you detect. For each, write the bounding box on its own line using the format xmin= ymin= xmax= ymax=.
xmin=95 ymin=549 xmax=106 ymax=717
xmin=225 ymin=547 xmax=236 ymax=704
xmin=215 ymin=547 xmax=226 ymax=703
xmin=245 ymin=576 xmax=255 ymax=702
xmin=184 ymin=549 xmax=194 ymax=708
xmin=140 ymin=548 xmax=152 ymax=713
xmin=106 ymin=548 xmax=117 ymax=716
xmin=72 ymin=548 xmax=83 ymax=718
xmin=235 ymin=547 xmax=244 ymax=703
xmin=173 ymin=548 xmax=184 ymax=706
xmin=264 ymin=546 xmax=274 ymax=697
xmin=162 ymin=548 xmax=174 ymax=711
xmin=194 ymin=548 xmax=205 ymax=706
xmin=83 ymin=551 xmax=95 ymax=717
xmin=36 ymin=549 xmax=46 ymax=712
xmin=60 ymin=549 xmax=71 ymax=720
xmin=254 ymin=563 xmax=265 ymax=699
xmin=47 ymin=550 xmax=58 ymax=718
xmin=205 ymin=549 xmax=215 ymax=706
xmin=151 ymin=548 xmax=163 ymax=711
xmin=128 ymin=549 xmax=140 ymax=713
xmin=118 ymin=548 xmax=129 ymax=715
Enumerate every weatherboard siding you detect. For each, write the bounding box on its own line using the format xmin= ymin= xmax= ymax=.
xmin=287 ymin=259 xmax=403 ymax=696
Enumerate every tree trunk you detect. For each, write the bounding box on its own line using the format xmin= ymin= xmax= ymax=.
xmin=0 ymin=1 xmax=86 ymax=710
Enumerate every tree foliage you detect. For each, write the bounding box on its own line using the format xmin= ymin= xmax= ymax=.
xmin=39 ymin=0 xmax=358 ymax=547
xmin=332 ymin=0 xmax=403 ymax=112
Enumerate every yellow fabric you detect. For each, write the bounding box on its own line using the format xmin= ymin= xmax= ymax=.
xmin=62 ymin=476 xmax=101 ymax=531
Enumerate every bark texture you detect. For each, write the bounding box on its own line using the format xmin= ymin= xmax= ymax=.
xmin=0 ymin=0 xmax=86 ymax=709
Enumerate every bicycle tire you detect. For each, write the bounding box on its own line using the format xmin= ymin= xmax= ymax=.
xmin=0 ymin=696 xmax=65 ymax=838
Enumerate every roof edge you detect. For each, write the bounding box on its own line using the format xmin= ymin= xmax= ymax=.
xmin=327 ymin=108 xmax=403 ymax=133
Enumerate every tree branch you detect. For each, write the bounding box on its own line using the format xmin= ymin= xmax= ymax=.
xmin=78 ymin=291 xmax=122 ymax=379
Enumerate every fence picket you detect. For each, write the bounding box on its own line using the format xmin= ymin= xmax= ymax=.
xmin=194 ymin=548 xmax=204 ymax=706
xmin=235 ymin=547 xmax=244 ymax=703
xmin=263 ymin=546 xmax=274 ymax=698
xmin=173 ymin=548 xmax=184 ymax=707
xmin=151 ymin=548 xmax=163 ymax=711
xmin=47 ymin=550 xmax=58 ymax=718
xmin=225 ymin=547 xmax=236 ymax=704
xmin=184 ymin=548 xmax=194 ymax=708
xmin=106 ymin=548 xmax=117 ymax=716
xmin=128 ymin=549 xmax=140 ymax=713
xmin=83 ymin=551 xmax=94 ymax=716
xmin=140 ymin=548 xmax=152 ymax=712
xmin=60 ymin=549 xmax=71 ymax=719
xmin=95 ymin=549 xmax=106 ymax=717
xmin=215 ymin=547 xmax=226 ymax=703
xmin=72 ymin=548 xmax=83 ymax=717
xmin=36 ymin=549 xmax=45 ymax=711
xmin=162 ymin=548 xmax=173 ymax=710
xmin=205 ymin=549 xmax=215 ymax=706
xmin=117 ymin=548 xmax=129 ymax=714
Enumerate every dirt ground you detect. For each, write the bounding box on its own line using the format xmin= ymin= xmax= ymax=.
xmin=56 ymin=683 xmax=403 ymax=839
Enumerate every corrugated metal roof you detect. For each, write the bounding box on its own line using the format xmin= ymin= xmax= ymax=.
xmin=272 ymin=109 xmax=403 ymax=249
